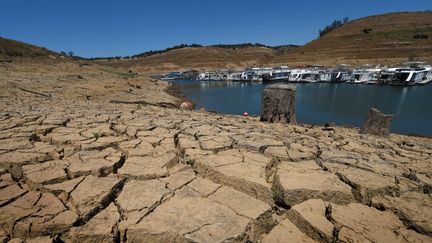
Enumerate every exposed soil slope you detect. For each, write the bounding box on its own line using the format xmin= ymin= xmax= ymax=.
xmin=97 ymin=46 xmax=280 ymax=74
xmin=273 ymin=12 xmax=432 ymax=66
xmin=0 ymin=37 xmax=64 ymax=61
xmin=0 ymin=37 xmax=179 ymax=108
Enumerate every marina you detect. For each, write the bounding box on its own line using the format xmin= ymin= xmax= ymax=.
xmin=161 ymin=61 xmax=432 ymax=86
xmin=169 ymin=80 xmax=432 ymax=136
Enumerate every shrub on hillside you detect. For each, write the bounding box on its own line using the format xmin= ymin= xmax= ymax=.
xmin=363 ymin=28 xmax=373 ymax=34
xmin=413 ymin=33 xmax=428 ymax=39
xmin=210 ymin=43 xmax=268 ymax=49
xmin=318 ymin=17 xmax=349 ymax=38
xmin=131 ymin=43 xmax=203 ymax=59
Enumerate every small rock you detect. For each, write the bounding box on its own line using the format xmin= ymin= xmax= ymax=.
xmin=180 ymin=101 xmax=193 ymax=111
xmin=404 ymin=140 xmax=416 ymax=147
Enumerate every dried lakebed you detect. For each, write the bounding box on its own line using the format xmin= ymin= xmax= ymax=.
xmin=0 ymin=103 xmax=431 ymax=243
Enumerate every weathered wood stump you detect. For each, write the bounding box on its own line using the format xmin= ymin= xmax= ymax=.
xmin=260 ymin=84 xmax=296 ymax=124
xmin=360 ymin=108 xmax=394 ymax=136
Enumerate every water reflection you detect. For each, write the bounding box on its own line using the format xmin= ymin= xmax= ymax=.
xmin=172 ymin=80 xmax=432 ymax=136
xmin=395 ymin=87 xmax=408 ymax=116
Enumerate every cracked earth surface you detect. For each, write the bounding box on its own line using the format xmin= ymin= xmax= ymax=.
xmin=1 ymin=102 xmax=431 ymax=243
xmin=1 ymin=61 xmax=432 ymax=242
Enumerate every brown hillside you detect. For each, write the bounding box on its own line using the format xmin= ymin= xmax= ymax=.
xmin=98 ymin=46 xmax=279 ymax=74
xmin=3 ymin=11 xmax=431 ymax=73
xmin=0 ymin=37 xmax=66 ymax=61
xmin=102 ymin=12 xmax=432 ymax=73
xmin=0 ymin=37 xmax=178 ymax=107
xmin=274 ymin=12 xmax=432 ymax=66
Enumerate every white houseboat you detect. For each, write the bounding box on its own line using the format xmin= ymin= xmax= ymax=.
xmin=262 ymin=66 xmax=291 ymax=82
xmin=288 ymin=69 xmax=305 ymax=82
xmin=349 ymin=68 xmax=380 ymax=84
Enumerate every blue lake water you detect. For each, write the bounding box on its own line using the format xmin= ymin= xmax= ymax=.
xmin=171 ymin=80 xmax=432 ymax=136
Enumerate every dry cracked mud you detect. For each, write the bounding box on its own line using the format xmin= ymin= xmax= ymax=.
xmin=1 ymin=103 xmax=431 ymax=243
xmin=1 ymin=60 xmax=432 ymax=242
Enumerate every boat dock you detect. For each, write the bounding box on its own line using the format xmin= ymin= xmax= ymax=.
xmin=161 ymin=62 xmax=432 ymax=86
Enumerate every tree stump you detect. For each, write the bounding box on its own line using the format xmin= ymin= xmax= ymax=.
xmin=260 ymin=84 xmax=296 ymax=124
xmin=360 ymin=108 xmax=394 ymax=136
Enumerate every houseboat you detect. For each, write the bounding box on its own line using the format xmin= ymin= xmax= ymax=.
xmin=161 ymin=72 xmax=183 ymax=80
xmin=196 ymin=72 xmax=220 ymax=81
xmin=331 ymin=65 xmax=352 ymax=83
xmin=419 ymin=66 xmax=432 ymax=84
xmin=288 ymin=69 xmax=305 ymax=82
xmin=240 ymin=71 xmax=260 ymax=82
xmin=262 ymin=66 xmax=291 ymax=82
xmin=390 ymin=68 xmax=426 ymax=86
xmin=378 ymin=67 xmax=398 ymax=84
xmin=227 ymin=72 xmax=244 ymax=82
xmin=389 ymin=62 xmax=431 ymax=85
xmin=349 ymin=68 xmax=380 ymax=84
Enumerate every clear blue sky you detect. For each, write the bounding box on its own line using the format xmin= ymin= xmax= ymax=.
xmin=1 ymin=0 xmax=431 ymax=58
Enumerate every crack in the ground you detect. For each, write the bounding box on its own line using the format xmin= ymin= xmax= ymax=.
xmin=134 ymin=190 xmax=173 ymax=225
xmin=74 ymin=179 xmax=125 ymax=226
xmin=325 ymin=203 xmax=340 ymax=243
xmin=111 ymin=199 xmax=123 ymax=243
xmin=183 ymin=223 xmax=213 ymax=236
xmin=241 ymin=209 xmax=278 ymax=242
xmin=112 ymin=154 xmax=126 ymax=174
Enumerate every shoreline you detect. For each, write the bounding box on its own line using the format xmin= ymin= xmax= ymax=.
xmin=163 ymin=79 xmax=432 ymax=138
xmin=163 ymin=81 xmax=195 ymax=107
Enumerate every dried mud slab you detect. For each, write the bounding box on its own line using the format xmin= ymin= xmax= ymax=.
xmin=118 ymin=152 xmax=178 ymax=180
xmin=273 ymin=161 xmax=354 ymax=206
xmin=65 ymin=203 xmax=120 ymax=243
xmin=286 ymin=199 xmax=431 ymax=243
xmin=0 ymin=191 xmax=78 ymax=238
xmin=261 ymin=218 xmax=317 ymax=243
xmin=66 ymin=175 xmax=123 ymax=222
xmin=116 ymin=179 xmax=170 ymax=232
xmin=193 ymin=149 xmax=274 ymax=204
xmin=126 ymin=185 xmax=273 ymax=243
xmin=372 ymin=192 xmax=432 ymax=237
xmin=331 ymin=202 xmax=431 ymax=242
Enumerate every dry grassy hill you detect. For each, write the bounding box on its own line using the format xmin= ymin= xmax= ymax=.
xmin=101 ymin=11 xmax=432 ymax=73
xmin=273 ymin=12 xmax=432 ymax=66
xmin=97 ymin=46 xmax=280 ymax=74
xmin=3 ymin=11 xmax=431 ymax=74
xmin=0 ymin=37 xmax=66 ymax=61
xmin=0 ymin=37 xmax=179 ymax=108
